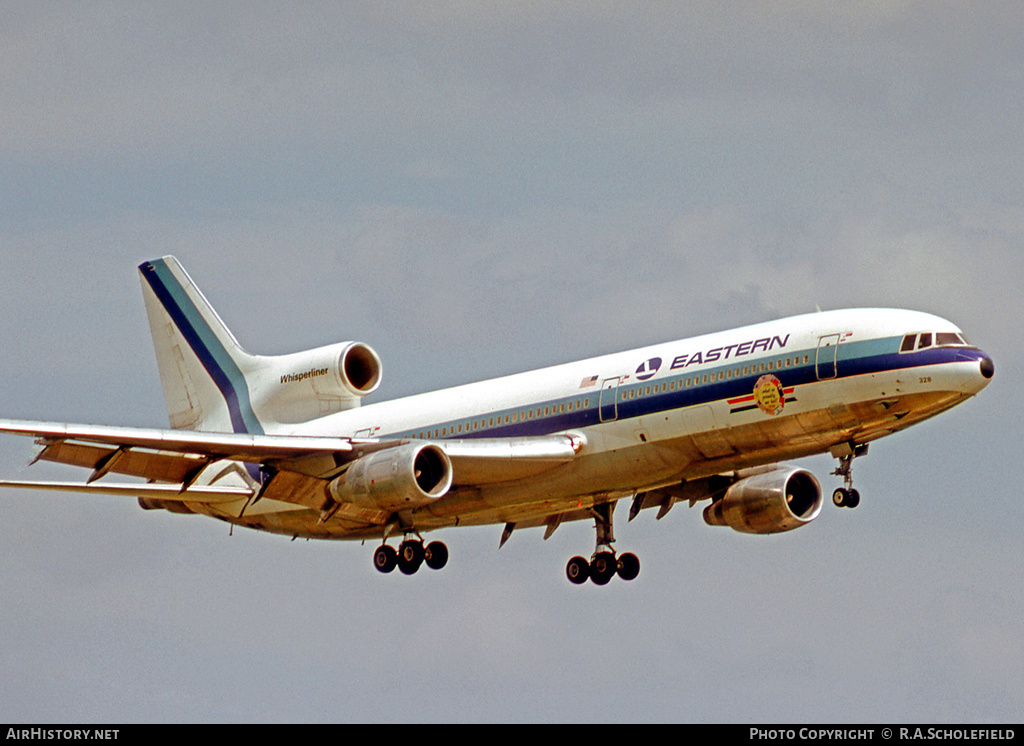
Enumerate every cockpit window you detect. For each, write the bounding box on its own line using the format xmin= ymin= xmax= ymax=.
xmin=902 ymin=331 xmax=971 ymax=353
xmin=936 ymin=332 xmax=965 ymax=346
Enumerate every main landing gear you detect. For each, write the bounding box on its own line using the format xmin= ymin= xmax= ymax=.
xmin=565 ymin=502 xmax=640 ymax=586
xmin=831 ymin=442 xmax=868 ymax=509
xmin=373 ymin=536 xmax=449 ymax=575
xmin=566 ymin=551 xmax=640 ymax=585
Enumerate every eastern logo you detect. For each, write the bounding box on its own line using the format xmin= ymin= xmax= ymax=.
xmin=753 ymin=374 xmax=786 ymax=416
xmin=635 ymin=357 xmax=662 ymax=381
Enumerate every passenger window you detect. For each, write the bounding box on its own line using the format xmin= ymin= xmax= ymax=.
xmin=918 ymin=333 xmax=932 ymax=350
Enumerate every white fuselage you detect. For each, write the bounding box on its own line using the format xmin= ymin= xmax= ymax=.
xmin=223 ymin=307 xmax=991 ymax=537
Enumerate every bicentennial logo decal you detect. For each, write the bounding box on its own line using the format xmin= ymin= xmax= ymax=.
xmin=753 ymin=374 xmax=786 ymax=416
xmin=728 ymin=376 xmax=796 ymax=415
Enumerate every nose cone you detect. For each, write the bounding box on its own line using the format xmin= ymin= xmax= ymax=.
xmin=980 ymin=355 xmax=995 ymax=380
xmin=956 ymin=349 xmax=994 ymax=394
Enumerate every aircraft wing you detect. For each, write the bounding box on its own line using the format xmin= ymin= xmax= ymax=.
xmin=0 ymin=418 xmax=581 ymax=508
xmin=0 ymin=479 xmax=252 ymax=503
xmin=0 ymin=419 xmax=359 ymax=463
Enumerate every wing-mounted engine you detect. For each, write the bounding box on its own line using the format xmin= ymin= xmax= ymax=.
xmin=703 ymin=467 xmax=822 ymax=534
xmin=252 ymin=341 xmax=382 ymax=423
xmin=328 ymin=443 xmax=453 ymax=512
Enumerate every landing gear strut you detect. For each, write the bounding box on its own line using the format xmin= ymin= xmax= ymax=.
xmin=831 ymin=443 xmax=868 ymax=508
xmin=565 ymin=502 xmax=640 ymax=586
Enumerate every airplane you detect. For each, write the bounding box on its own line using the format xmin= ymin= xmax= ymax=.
xmin=0 ymin=256 xmax=995 ymax=585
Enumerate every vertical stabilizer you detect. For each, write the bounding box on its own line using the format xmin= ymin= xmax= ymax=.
xmin=139 ymin=257 xmax=264 ymax=435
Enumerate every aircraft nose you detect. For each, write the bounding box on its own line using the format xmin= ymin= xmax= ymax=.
xmin=980 ymin=354 xmax=995 ymax=380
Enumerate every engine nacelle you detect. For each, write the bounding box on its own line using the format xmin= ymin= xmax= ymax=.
xmin=328 ymin=443 xmax=453 ymax=511
xmin=703 ymin=467 xmax=822 ymax=534
xmin=255 ymin=341 xmax=382 ymax=423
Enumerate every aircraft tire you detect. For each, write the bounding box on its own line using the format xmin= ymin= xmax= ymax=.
xmin=833 ymin=488 xmax=861 ymax=509
xmin=398 ymin=540 xmax=424 ymax=575
xmin=373 ymin=545 xmax=397 ymax=574
xmin=424 ymin=541 xmax=449 ymax=570
xmin=617 ymin=552 xmax=640 ymax=581
xmin=590 ymin=552 xmax=617 ymax=585
xmin=566 ymin=556 xmax=590 ymax=585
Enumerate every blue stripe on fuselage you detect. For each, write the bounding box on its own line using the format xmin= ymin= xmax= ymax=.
xmin=139 ymin=259 xmax=264 ymax=436
xmin=389 ymin=337 xmax=979 ymax=441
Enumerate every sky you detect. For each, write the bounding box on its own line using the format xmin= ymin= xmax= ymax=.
xmin=0 ymin=1 xmax=1021 ymax=724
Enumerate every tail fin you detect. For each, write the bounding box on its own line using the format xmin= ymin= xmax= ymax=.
xmin=139 ymin=257 xmax=264 ymax=434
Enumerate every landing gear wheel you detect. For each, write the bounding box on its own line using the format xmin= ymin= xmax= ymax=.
xmin=590 ymin=551 xmax=617 ymax=585
xmin=424 ymin=541 xmax=449 ymax=570
xmin=616 ymin=552 xmax=640 ymax=581
xmin=846 ymin=489 xmax=860 ymax=508
xmin=832 ymin=488 xmax=861 ymax=509
xmin=373 ymin=544 xmax=397 ymax=574
xmin=397 ymin=540 xmax=424 ymax=575
xmin=566 ymin=556 xmax=590 ymax=585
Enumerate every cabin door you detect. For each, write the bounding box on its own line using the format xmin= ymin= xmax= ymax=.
xmin=816 ymin=334 xmax=840 ymax=380
xmin=599 ymin=378 xmax=620 ymax=422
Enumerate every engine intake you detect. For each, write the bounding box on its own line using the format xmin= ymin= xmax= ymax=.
xmin=256 ymin=341 xmax=382 ymax=422
xmin=339 ymin=342 xmax=382 ymax=395
xmin=328 ymin=443 xmax=453 ymax=511
xmin=703 ymin=467 xmax=822 ymax=534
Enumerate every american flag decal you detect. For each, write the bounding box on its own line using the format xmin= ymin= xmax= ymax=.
xmin=580 ymin=375 xmax=599 ymax=388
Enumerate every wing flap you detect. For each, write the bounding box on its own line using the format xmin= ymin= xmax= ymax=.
xmin=33 ymin=439 xmax=210 ymax=484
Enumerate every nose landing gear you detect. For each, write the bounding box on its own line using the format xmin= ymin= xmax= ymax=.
xmin=831 ymin=442 xmax=868 ymax=508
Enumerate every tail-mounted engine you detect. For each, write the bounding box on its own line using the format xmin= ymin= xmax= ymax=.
xmin=254 ymin=341 xmax=382 ymax=423
xmin=328 ymin=443 xmax=453 ymax=512
xmin=703 ymin=467 xmax=822 ymax=534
